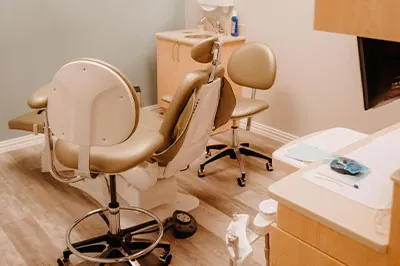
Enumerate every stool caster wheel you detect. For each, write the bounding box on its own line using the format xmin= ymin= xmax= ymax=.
xmin=57 ymin=258 xmax=70 ymax=266
xmin=237 ymin=174 xmax=246 ymax=187
xmin=266 ymin=162 xmax=274 ymax=171
xmin=205 ymin=150 xmax=212 ymax=158
xmin=198 ymin=168 xmax=205 ymax=178
xmin=160 ymin=252 xmax=172 ymax=265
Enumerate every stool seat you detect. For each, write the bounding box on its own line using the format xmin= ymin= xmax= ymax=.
xmin=55 ymin=123 xmax=164 ymax=174
xmin=231 ymin=96 xmax=270 ymax=119
xmin=272 ymin=127 xmax=368 ymax=173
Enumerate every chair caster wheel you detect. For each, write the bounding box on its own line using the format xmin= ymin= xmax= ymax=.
xmin=160 ymin=252 xmax=173 ymax=265
xmin=205 ymin=150 xmax=211 ymax=158
xmin=198 ymin=168 xmax=205 ymax=178
xmin=57 ymin=258 xmax=70 ymax=266
xmin=266 ymin=162 xmax=274 ymax=171
xmin=237 ymin=174 xmax=246 ymax=187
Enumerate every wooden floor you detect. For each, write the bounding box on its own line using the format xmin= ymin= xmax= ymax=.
xmin=0 ymin=129 xmax=288 ymax=266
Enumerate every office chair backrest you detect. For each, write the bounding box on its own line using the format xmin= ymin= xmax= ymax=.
xmin=227 ymin=42 xmax=277 ymax=90
xmin=153 ymin=37 xmax=236 ymax=176
xmin=47 ymin=59 xmax=139 ymax=172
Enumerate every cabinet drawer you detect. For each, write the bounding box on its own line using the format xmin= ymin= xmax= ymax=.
xmin=270 ymin=224 xmax=344 ymax=266
xmin=277 ymin=204 xmax=387 ymax=266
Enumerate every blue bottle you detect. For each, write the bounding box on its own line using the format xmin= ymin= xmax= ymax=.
xmin=231 ymin=10 xmax=239 ymax=37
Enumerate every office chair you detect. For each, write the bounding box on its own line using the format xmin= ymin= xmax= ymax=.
xmin=198 ymin=42 xmax=277 ymax=187
xmin=20 ymin=37 xmax=235 ymax=265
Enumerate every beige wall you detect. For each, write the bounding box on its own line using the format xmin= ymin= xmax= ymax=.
xmin=0 ymin=0 xmax=185 ymax=141
xmin=185 ymin=0 xmax=400 ymax=137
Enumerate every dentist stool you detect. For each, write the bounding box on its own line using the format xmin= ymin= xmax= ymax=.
xmin=30 ymin=59 xmax=169 ymax=265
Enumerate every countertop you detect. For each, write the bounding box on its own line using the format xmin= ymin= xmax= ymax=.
xmin=155 ymin=29 xmax=246 ymax=45
xmin=268 ymin=123 xmax=400 ymax=254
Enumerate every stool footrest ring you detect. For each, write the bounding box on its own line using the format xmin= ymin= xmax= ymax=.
xmin=65 ymin=206 xmax=164 ymax=264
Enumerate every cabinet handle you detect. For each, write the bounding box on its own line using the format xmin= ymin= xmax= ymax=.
xmin=172 ymin=42 xmax=176 ymax=61
xmin=176 ymin=43 xmax=180 ymax=62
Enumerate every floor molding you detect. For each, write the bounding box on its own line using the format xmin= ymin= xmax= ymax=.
xmin=0 ymin=105 xmax=297 ymax=154
xmin=145 ymin=104 xmax=299 ymax=145
xmin=0 ymin=134 xmax=43 ymax=154
xmin=239 ymin=120 xmax=298 ymax=145
xmin=143 ymin=104 xmax=163 ymax=113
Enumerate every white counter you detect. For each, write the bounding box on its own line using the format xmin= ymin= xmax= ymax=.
xmin=155 ymin=29 xmax=246 ymax=45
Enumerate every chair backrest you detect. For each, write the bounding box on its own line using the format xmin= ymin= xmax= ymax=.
xmin=227 ymin=42 xmax=277 ymax=91
xmin=153 ymin=37 xmax=236 ymax=177
xmin=47 ymin=59 xmax=139 ymax=172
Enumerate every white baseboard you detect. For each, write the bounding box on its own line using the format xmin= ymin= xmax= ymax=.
xmin=143 ymin=104 xmax=163 ymax=113
xmin=0 ymin=134 xmax=43 ymax=154
xmin=145 ymin=104 xmax=298 ymax=145
xmin=239 ymin=120 xmax=298 ymax=145
xmin=1 ymin=104 xmax=297 ymax=154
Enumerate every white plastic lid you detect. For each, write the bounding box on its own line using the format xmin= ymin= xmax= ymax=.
xmin=232 ymin=9 xmax=238 ymax=17
xmin=259 ymin=199 xmax=278 ymax=218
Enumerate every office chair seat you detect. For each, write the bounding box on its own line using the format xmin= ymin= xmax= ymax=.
xmin=231 ymin=96 xmax=270 ymax=119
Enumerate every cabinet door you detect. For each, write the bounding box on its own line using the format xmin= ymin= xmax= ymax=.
xmin=157 ymin=38 xmax=178 ymax=109
xmin=176 ymin=43 xmax=205 ymax=86
xmin=314 ymin=0 xmax=400 ymax=42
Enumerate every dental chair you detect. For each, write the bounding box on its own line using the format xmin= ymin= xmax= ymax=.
xmin=198 ymin=42 xmax=277 ymax=187
xmin=9 ymin=36 xmax=235 ymax=265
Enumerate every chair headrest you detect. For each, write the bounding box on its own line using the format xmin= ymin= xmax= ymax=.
xmin=191 ymin=36 xmax=218 ymax=64
xmin=227 ymin=42 xmax=277 ymax=90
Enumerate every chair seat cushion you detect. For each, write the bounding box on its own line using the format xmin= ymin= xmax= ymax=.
xmin=55 ymin=109 xmax=164 ymax=173
xmin=231 ymin=96 xmax=269 ymax=119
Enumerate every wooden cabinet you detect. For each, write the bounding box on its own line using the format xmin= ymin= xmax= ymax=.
xmin=270 ymin=224 xmax=344 ymax=266
xmin=156 ymin=37 xmax=245 ymax=109
xmin=314 ymin=0 xmax=400 ymax=42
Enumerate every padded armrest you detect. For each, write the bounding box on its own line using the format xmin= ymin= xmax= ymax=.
xmin=28 ymin=84 xmax=51 ymax=109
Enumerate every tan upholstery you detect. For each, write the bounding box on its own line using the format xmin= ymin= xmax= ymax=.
xmin=227 ymin=42 xmax=276 ymax=120
xmin=191 ymin=36 xmax=218 ymax=64
xmin=8 ymin=111 xmax=45 ymax=133
xmin=55 ymin=117 xmax=163 ymax=173
xmin=228 ymin=42 xmax=277 ymax=90
xmin=28 ymin=84 xmax=52 ymax=109
xmin=214 ymin=76 xmax=236 ymax=128
xmin=231 ymin=96 xmax=270 ymax=119
xmin=154 ymin=63 xmax=234 ymax=166
xmin=54 ymin=109 xmax=163 ymax=173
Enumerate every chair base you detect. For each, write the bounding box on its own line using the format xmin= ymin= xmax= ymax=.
xmin=199 ymin=142 xmax=273 ymax=187
xmin=57 ymin=226 xmax=172 ymax=266
xmin=59 ymin=175 xmax=170 ymax=266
